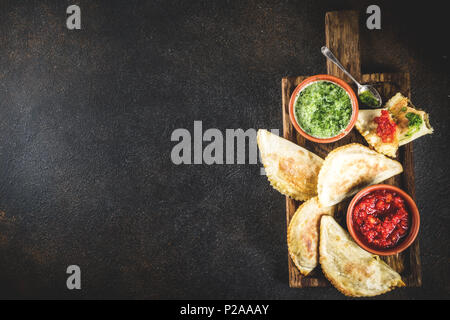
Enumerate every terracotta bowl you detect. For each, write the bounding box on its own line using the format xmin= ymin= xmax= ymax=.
xmin=288 ymin=74 xmax=358 ymax=143
xmin=346 ymin=184 xmax=420 ymax=256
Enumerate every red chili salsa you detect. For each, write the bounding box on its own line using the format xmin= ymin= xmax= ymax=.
xmin=374 ymin=110 xmax=397 ymax=143
xmin=352 ymin=189 xmax=409 ymax=249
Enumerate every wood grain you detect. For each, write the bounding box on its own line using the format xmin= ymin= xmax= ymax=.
xmin=283 ymin=10 xmax=422 ymax=288
xmin=325 ymin=11 xmax=361 ymax=83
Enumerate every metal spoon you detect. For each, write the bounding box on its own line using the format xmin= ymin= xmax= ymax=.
xmin=321 ymin=46 xmax=382 ymax=108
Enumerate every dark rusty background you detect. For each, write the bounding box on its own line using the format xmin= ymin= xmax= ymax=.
xmin=0 ymin=0 xmax=448 ymax=299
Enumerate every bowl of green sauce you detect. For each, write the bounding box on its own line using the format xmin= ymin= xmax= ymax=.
xmin=289 ymin=75 xmax=358 ymax=143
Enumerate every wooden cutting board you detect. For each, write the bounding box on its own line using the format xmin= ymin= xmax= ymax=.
xmin=282 ymin=10 xmax=422 ymax=288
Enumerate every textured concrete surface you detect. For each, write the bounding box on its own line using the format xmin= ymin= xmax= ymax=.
xmin=0 ymin=0 xmax=448 ymax=299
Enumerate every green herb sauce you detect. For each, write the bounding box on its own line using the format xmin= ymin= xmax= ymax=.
xmin=405 ymin=112 xmax=422 ymax=137
xmin=294 ymin=81 xmax=352 ymax=138
xmin=358 ymin=90 xmax=379 ymax=107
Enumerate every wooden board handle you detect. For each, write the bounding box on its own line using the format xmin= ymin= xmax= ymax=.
xmin=325 ymin=11 xmax=361 ymax=82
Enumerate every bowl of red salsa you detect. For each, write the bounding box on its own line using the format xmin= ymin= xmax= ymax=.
xmin=347 ymin=184 xmax=420 ymax=256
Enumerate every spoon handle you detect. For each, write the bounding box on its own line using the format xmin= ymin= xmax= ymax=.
xmin=321 ymin=46 xmax=361 ymax=87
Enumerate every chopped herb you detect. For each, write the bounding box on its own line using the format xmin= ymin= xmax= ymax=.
xmin=294 ymin=81 xmax=352 ymax=138
xmin=359 ymin=90 xmax=379 ymax=107
xmin=405 ymin=112 xmax=422 ymax=137
xmin=401 ymin=107 xmax=407 ymax=112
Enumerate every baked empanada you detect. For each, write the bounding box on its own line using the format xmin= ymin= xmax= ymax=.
xmin=385 ymin=93 xmax=433 ymax=146
xmin=355 ymin=93 xmax=433 ymax=157
xmin=288 ymin=197 xmax=334 ymax=275
xmin=257 ymin=129 xmax=323 ymax=201
xmin=356 ymin=109 xmax=399 ymax=157
xmin=317 ymin=143 xmax=403 ymax=207
xmin=319 ymin=215 xmax=405 ymax=297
